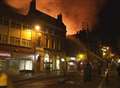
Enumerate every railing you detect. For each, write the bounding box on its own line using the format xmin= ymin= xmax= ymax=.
xmin=21 ymin=39 xmax=32 ymax=47
xmin=10 ymin=36 xmax=20 ymax=46
xmin=0 ymin=34 xmax=32 ymax=48
xmin=0 ymin=34 xmax=8 ymax=44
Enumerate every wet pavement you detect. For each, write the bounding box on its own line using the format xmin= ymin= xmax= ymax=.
xmin=7 ymin=68 xmax=120 ymax=88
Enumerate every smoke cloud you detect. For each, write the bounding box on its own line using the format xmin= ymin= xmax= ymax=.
xmin=4 ymin=0 xmax=106 ymax=35
xmin=38 ymin=0 xmax=106 ymax=35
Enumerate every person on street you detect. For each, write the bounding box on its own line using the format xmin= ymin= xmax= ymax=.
xmin=117 ymin=64 xmax=120 ymax=77
xmin=83 ymin=61 xmax=92 ymax=82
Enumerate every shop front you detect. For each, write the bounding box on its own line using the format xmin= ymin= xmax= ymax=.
xmin=0 ymin=52 xmax=11 ymax=71
xmin=43 ymin=53 xmax=53 ymax=72
xmin=67 ymin=57 xmax=77 ymax=72
xmin=42 ymin=53 xmax=65 ymax=73
xmin=0 ymin=51 xmax=34 ymax=75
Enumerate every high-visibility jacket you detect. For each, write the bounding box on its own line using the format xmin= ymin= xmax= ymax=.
xmin=0 ymin=73 xmax=8 ymax=86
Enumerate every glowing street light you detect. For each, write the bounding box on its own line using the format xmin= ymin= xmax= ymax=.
xmin=77 ymin=53 xmax=86 ymax=61
xmin=61 ymin=58 xmax=65 ymax=62
xmin=34 ymin=25 xmax=41 ymax=32
xmin=101 ymin=46 xmax=112 ymax=59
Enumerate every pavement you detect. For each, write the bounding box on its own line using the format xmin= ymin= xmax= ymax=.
xmin=10 ymin=72 xmax=62 ymax=82
xmin=7 ymin=71 xmax=63 ymax=88
xmin=7 ymin=67 xmax=120 ymax=88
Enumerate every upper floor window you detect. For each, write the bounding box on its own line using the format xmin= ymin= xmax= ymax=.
xmin=0 ymin=16 xmax=9 ymax=25
xmin=11 ymin=21 xmax=21 ymax=28
xmin=10 ymin=37 xmax=20 ymax=46
xmin=36 ymin=36 xmax=41 ymax=47
xmin=21 ymin=39 xmax=31 ymax=47
xmin=0 ymin=34 xmax=8 ymax=44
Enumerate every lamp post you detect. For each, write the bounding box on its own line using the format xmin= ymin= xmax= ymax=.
xmin=33 ymin=24 xmax=41 ymax=73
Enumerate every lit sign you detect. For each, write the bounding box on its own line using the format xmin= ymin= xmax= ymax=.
xmin=0 ymin=53 xmax=11 ymax=57
xmin=61 ymin=58 xmax=65 ymax=62
xmin=69 ymin=62 xmax=75 ymax=66
xmin=70 ymin=57 xmax=76 ymax=61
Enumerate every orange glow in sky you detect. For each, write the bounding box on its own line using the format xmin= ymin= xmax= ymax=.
xmin=5 ymin=0 xmax=106 ymax=35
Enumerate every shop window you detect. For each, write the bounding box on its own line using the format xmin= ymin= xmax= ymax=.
xmin=44 ymin=54 xmax=53 ymax=71
xmin=0 ymin=60 xmax=7 ymax=71
xmin=44 ymin=54 xmax=49 ymax=62
xmin=56 ymin=59 xmax=60 ymax=70
xmin=9 ymin=60 xmax=19 ymax=73
xmin=19 ymin=60 xmax=33 ymax=71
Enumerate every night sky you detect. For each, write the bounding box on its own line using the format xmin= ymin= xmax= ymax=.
xmin=4 ymin=0 xmax=106 ymax=35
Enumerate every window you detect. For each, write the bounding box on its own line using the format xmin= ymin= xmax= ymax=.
xmin=0 ymin=16 xmax=3 ymax=25
xmin=0 ymin=16 xmax=9 ymax=25
xmin=36 ymin=36 xmax=41 ymax=47
xmin=23 ymin=24 xmax=32 ymax=30
xmin=19 ymin=60 xmax=33 ymax=71
xmin=58 ymin=40 xmax=61 ymax=50
xmin=51 ymin=39 xmax=55 ymax=49
xmin=10 ymin=37 xmax=20 ymax=46
xmin=4 ymin=17 xmax=9 ymax=25
xmin=21 ymin=39 xmax=31 ymax=47
xmin=11 ymin=21 xmax=21 ymax=28
xmin=0 ymin=34 xmax=8 ymax=44
xmin=46 ymin=38 xmax=48 ymax=48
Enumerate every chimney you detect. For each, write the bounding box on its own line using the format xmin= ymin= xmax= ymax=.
xmin=57 ymin=14 xmax=63 ymax=23
xmin=29 ymin=0 xmax=36 ymax=13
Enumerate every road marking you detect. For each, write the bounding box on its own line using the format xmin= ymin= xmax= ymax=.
xmin=98 ymin=69 xmax=109 ymax=88
xmin=98 ymin=78 xmax=105 ymax=88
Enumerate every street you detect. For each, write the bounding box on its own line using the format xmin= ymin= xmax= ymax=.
xmin=9 ymin=69 xmax=120 ymax=88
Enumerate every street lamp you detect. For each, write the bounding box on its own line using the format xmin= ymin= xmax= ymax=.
xmin=34 ymin=25 xmax=41 ymax=32
xmin=77 ymin=53 xmax=86 ymax=61
xmin=33 ymin=24 xmax=41 ymax=72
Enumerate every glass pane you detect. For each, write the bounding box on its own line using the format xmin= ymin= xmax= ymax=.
xmin=19 ymin=60 xmax=25 ymax=70
xmin=25 ymin=60 xmax=32 ymax=70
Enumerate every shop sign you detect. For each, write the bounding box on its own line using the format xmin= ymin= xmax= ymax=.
xmin=0 ymin=53 xmax=11 ymax=57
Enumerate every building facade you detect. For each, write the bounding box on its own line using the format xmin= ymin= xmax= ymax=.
xmin=0 ymin=0 xmax=66 ymax=74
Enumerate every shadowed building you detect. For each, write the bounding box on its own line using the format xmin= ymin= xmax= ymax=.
xmin=0 ymin=0 xmax=66 ymax=74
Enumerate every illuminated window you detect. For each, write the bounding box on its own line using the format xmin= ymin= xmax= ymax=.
xmin=70 ymin=57 xmax=76 ymax=61
xmin=21 ymin=29 xmax=32 ymax=40
xmin=56 ymin=59 xmax=60 ymax=70
xmin=44 ymin=54 xmax=49 ymax=62
xmin=69 ymin=62 xmax=75 ymax=66
xmin=61 ymin=58 xmax=65 ymax=62
xmin=19 ymin=60 xmax=33 ymax=71
xmin=21 ymin=39 xmax=31 ymax=47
